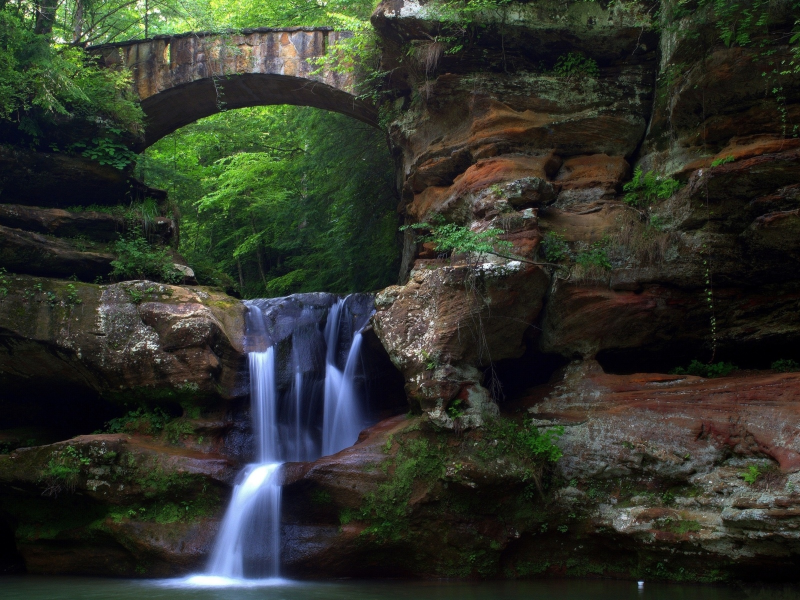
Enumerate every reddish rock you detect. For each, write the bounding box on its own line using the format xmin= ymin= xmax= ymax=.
xmin=554 ymin=154 xmax=630 ymax=205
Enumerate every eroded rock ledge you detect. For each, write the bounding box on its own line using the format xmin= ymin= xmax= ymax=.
xmin=0 ymin=276 xmax=247 ymax=439
xmin=280 ymin=364 xmax=800 ymax=581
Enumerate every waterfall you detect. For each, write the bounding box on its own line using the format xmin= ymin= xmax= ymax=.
xmin=191 ymin=294 xmax=373 ymax=583
xmin=323 ymin=329 xmax=366 ymax=456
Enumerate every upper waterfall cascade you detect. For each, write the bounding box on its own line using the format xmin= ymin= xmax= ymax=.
xmin=199 ymin=294 xmax=375 ymax=581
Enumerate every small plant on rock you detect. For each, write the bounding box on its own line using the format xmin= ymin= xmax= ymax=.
xmin=772 ymin=359 xmax=800 ymax=372
xmin=671 ymin=360 xmax=737 ymax=378
xmin=64 ymin=284 xmax=82 ymax=307
xmin=40 ymin=445 xmax=90 ymax=496
xmin=111 ymin=233 xmax=183 ymax=284
xmin=575 ymin=243 xmax=612 ymax=270
xmin=542 ymin=231 xmax=569 ymax=262
xmin=0 ymin=267 xmax=9 ymax=298
xmin=553 ymin=52 xmax=600 ymax=79
xmin=710 ymin=155 xmax=735 ymax=168
xmin=623 ymin=167 xmax=681 ymax=207
xmin=102 ymin=407 xmax=172 ymax=435
xmin=740 ymin=464 xmax=761 ymax=485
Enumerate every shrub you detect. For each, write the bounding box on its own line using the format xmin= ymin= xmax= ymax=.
xmin=740 ymin=464 xmax=761 ymax=485
xmin=553 ymin=52 xmax=600 ymax=78
xmin=772 ymin=359 xmax=800 ymax=372
xmin=671 ymin=360 xmax=737 ymax=378
xmin=403 ymin=219 xmax=512 ymax=260
xmin=542 ymin=231 xmax=569 ymax=262
xmin=710 ymin=155 xmax=735 ymax=168
xmin=40 ymin=445 xmax=90 ymax=496
xmin=102 ymin=407 xmax=171 ymax=435
xmin=111 ymin=235 xmax=183 ymax=284
xmin=623 ymin=167 xmax=681 ymax=207
xmin=575 ymin=244 xmax=612 ymax=270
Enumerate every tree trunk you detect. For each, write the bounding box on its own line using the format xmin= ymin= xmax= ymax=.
xmin=35 ymin=0 xmax=57 ymax=35
xmin=72 ymin=0 xmax=83 ymax=45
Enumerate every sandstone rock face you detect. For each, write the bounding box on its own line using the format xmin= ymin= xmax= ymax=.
xmin=0 ymin=204 xmax=175 ymax=245
xmin=0 ymin=276 xmax=247 ymax=438
xmin=373 ymin=260 xmax=549 ymax=428
xmin=278 ymin=365 xmax=800 ymax=581
xmin=0 ymin=434 xmax=235 ymax=576
xmin=0 ymin=224 xmax=116 ymax=281
xmin=373 ymin=0 xmax=800 ymax=382
xmin=0 ymin=145 xmax=131 ymax=208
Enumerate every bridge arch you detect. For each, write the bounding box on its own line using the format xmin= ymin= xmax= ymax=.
xmin=91 ymin=28 xmax=378 ymax=148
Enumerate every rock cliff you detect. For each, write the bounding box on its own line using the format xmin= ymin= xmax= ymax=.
xmin=1 ymin=0 xmax=800 ymax=584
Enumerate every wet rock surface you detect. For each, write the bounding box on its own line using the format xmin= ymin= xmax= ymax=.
xmin=0 ymin=434 xmax=235 ymax=576
xmin=2 ymin=0 xmax=800 ymax=584
xmin=279 ymin=364 xmax=800 ymax=581
xmin=0 ymin=276 xmax=247 ymax=438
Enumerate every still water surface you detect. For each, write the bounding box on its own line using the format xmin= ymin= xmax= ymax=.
xmin=2 ymin=577 xmax=799 ymax=600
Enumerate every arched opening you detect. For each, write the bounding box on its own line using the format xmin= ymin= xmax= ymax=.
xmin=134 ymin=103 xmax=400 ymax=298
xmin=138 ymin=74 xmax=379 ymax=149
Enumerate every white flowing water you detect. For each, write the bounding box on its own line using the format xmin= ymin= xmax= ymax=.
xmin=205 ymin=463 xmax=282 ymax=579
xmin=323 ymin=330 xmax=365 ymax=456
xmin=196 ymin=295 xmax=372 ymax=582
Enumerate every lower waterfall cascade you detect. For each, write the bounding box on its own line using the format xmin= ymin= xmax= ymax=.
xmin=191 ymin=294 xmax=374 ymax=582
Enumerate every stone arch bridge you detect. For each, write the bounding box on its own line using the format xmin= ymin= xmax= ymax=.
xmin=91 ymin=28 xmax=377 ymax=147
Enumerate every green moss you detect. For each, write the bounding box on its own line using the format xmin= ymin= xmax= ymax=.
xmin=0 ymin=491 xmax=109 ymax=542
xmin=311 ymin=490 xmax=333 ymax=505
xmin=358 ymin=435 xmax=446 ymax=541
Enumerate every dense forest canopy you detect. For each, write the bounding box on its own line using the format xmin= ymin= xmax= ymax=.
xmin=138 ymin=106 xmax=400 ymax=298
xmin=0 ymin=0 xmax=400 ymax=298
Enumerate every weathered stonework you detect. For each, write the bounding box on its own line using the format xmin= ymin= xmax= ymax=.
xmin=91 ymin=28 xmax=378 ymax=146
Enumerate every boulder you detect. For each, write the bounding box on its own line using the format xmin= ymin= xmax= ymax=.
xmin=0 ymin=434 xmax=235 ymax=576
xmin=372 ymin=260 xmax=549 ymax=428
xmin=0 ymin=276 xmax=247 ymax=436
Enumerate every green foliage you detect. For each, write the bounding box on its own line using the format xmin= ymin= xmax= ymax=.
xmin=663 ymin=0 xmax=772 ymax=48
xmin=541 ymin=231 xmax=569 ymax=262
xmin=575 ymin=243 xmax=611 ymax=270
xmin=110 ymin=234 xmax=183 ymax=284
xmin=553 ymin=52 xmax=600 ymax=78
xmin=482 ymin=417 xmax=564 ymax=465
xmin=164 ymin=418 xmax=194 ymax=444
xmin=357 ymin=437 xmax=445 ymax=541
xmin=140 ymin=106 xmax=399 ymax=298
xmin=403 ymin=219 xmax=512 ymax=260
xmin=711 ymin=155 xmax=735 ymax=168
xmin=671 ymin=360 xmax=737 ymax=378
xmin=740 ymin=464 xmax=761 ymax=485
xmin=311 ymin=489 xmax=333 ymax=505
xmin=40 ymin=445 xmax=90 ymax=495
xmin=623 ymin=167 xmax=681 ymax=207
xmin=70 ymin=134 xmax=138 ymax=170
xmin=64 ymin=283 xmax=82 ymax=306
xmin=102 ymin=407 xmax=171 ymax=435
xmin=0 ymin=7 xmax=143 ymax=146
xmin=661 ymin=518 xmax=702 ymax=534
xmin=0 ymin=267 xmax=9 ymax=298
xmin=773 ymin=359 xmax=800 ymax=372
xmin=446 ymin=398 xmax=465 ymax=419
